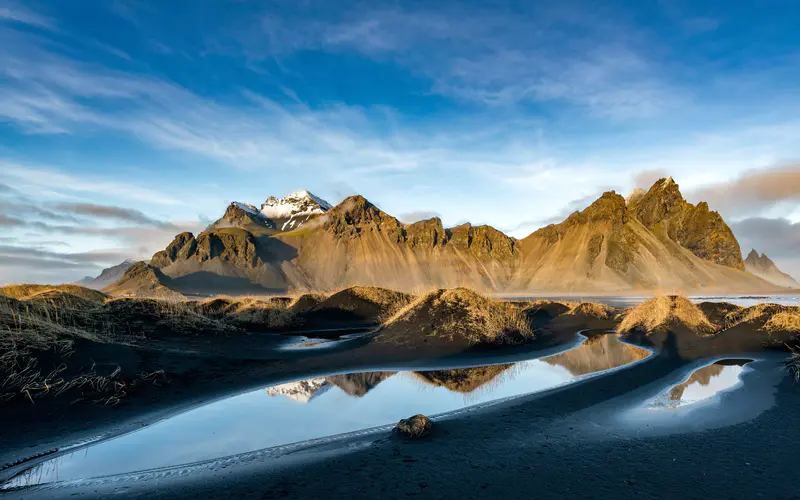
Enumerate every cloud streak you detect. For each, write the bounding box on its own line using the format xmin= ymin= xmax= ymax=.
xmin=243 ymin=5 xmax=680 ymax=118
xmin=53 ymin=202 xmax=177 ymax=228
xmin=687 ymin=164 xmax=800 ymax=216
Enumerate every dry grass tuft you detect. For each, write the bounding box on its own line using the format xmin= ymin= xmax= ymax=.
xmin=310 ymin=286 xmax=414 ymax=324
xmin=287 ymin=292 xmax=327 ymax=314
xmin=618 ymin=295 xmax=717 ymax=335
xmin=722 ymin=304 xmax=800 ymax=334
xmin=96 ymin=298 xmax=238 ymax=337
xmin=763 ymin=309 xmax=800 ymax=333
xmin=384 ymin=288 xmax=534 ymax=345
xmin=785 ymin=352 xmax=800 ymax=382
xmin=567 ymin=302 xmax=617 ymax=320
xmin=223 ymin=297 xmax=297 ymax=329
xmin=334 ymin=286 xmax=413 ymax=322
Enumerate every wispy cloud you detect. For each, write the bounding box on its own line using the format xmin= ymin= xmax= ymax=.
xmin=241 ymin=5 xmax=681 ymax=118
xmin=0 ymin=2 xmax=54 ymax=29
xmin=1 ymin=161 xmax=183 ymax=206
xmin=0 ymin=214 xmax=26 ymax=228
xmin=53 ymin=202 xmax=178 ymax=228
xmin=687 ymin=164 xmax=800 ymax=217
xmin=397 ymin=210 xmax=441 ymax=223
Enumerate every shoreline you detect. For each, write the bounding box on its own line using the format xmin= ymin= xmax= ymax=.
xmin=6 ymin=336 xmax=796 ymax=499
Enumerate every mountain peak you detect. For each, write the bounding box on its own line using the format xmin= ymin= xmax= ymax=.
xmin=260 ymin=191 xmax=332 ymax=231
xmin=745 ymin=249 xmax=799 ymax=288
xmin=630 ymin=177 xmax=687 ymax=228
xmin=222 ymin=202 xmax=275 ymax=229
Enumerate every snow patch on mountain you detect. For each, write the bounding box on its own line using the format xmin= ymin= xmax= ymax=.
xmin=233 ymin=202 xmax=261 ymax=216
xmin=260 ymin=191 xmax=332 ymax=231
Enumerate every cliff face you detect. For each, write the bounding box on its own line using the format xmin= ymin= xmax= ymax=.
xmin=629 ymin=178 xmax=744 ymax=270
xmin=287 ymin=196 xmax=521 ymax=291
xmin=745 ymin=250 xmax=799 ymax=289
xmin=152 ymin=229 xmax=261 ymax=269
xmin=134 ymin=180 xmax=778 ymax=295
xmin=515 ymin=181 xmax=765 ymax=292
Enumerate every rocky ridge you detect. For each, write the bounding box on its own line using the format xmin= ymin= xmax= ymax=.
xmin=116 ymin=179 xmax=781 ymax=295
xmin=745 ymin=249 xmax=799 ymax=289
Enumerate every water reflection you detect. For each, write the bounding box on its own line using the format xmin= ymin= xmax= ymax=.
xmin=4 ymin=335 xmax=648 ymax=489
xmin=649 ymin=359 xmax=751 ymax=409
xmin=544 ymin=334 xmax=650 ymax=376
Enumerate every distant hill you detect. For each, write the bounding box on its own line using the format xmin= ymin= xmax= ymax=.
xmin=103 ymin=262 xmax=184 ymax=300
xmin=745 ymin=250 xmax=799 ymax=289
xmin=74 ymin=260 xmax=136 ymax=290
xmin=105 ymin=179 xmax=784 ymax=296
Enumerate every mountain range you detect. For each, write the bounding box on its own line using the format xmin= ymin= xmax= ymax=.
xmin=75 ymin=260 xmax=135 ymax=290
xmin=106 ymin=179 xmax=797 ymax=296
xmin=744 ymin=250 xmax=799 ymax=289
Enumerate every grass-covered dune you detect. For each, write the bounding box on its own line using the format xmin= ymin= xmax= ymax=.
xmin=2 ymin=282 xmax=800 ymax=473
xmin=1 ymin=283 xmax=799 ymax=409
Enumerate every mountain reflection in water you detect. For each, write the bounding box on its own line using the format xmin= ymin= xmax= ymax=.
xmin=661 ymin=360 xmax=752 ymax=407
xmin=265 ymin=334 xmax=649 ymax=402
xmin=4 ymin=335 xmax=649 ymax=490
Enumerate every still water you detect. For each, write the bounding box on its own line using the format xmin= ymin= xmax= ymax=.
xmin=647 ymin=359 xmax=752 ymax=409
xmin=506 ymin=295 xmax=800 ymax=309
xmin=4 ymin=335 xmax=648 ymax=488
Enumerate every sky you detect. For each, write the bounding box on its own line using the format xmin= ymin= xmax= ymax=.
xmin=1 ymin=0 xmax=799 ymax=284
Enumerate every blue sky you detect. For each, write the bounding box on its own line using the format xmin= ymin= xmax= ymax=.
xmin=1 ymin=0 xmax=799 ymax=283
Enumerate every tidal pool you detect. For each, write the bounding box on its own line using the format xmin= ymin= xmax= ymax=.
xmin=4 ymin=335 xmax=649 ymax=489
xmin=647 ymin=359 xmax=752 ymax=409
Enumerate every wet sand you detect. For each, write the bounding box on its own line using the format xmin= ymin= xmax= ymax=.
xmin=0 ymin=313 xmax=586 ymax=473
xmin=6 ymin=342 xmax=798 ymax=500
xmin=2 ymin=313 xmax=798 ymax=499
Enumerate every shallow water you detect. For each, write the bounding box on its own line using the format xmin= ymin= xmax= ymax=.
xmin=4 ymin=335 xmax=648 ymax=489
xmin=506 ymin=294 xmax=800 ymax=308
xmin=647 ymin=359 xmax=752 ymax=409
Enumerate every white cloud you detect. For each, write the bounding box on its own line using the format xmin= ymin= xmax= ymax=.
xmin=1 ymin=161 xmax=184 ymax=206
xmin=0 ymin=2 xmax=54 ymax=29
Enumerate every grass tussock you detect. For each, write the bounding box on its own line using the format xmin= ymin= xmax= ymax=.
xmin=785 ymin=352 xmax=800 ymax=382
xmin=0 ymin=295 xmax=167 ymax=404
xmin=223 ymin=297 xmax=297 ymax=329
xmin=618 ymin=295 xmax=717 ymax=335
xmin=96 ymin=298 xmax=238 ymax=337
xmin=567 ymin=302 xmax=617 ymax=320
xmin=725 ymin=304 xmax=799 ymax=330
xmin=287 ymin=292 xmax=327 ymax=314
xmin=384 ymin=288 xmax=534 ymax=345
xmin=763 ymin=309 xmax=800 ymax=333
xmin=324 ymin=286 xmax=413 ymax=322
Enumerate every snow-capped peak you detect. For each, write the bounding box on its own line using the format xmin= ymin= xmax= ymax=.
xmin=232 ymin=201 xmax=261 ymax=216
xmin=260 ymin=191 xmax=332 ymax=231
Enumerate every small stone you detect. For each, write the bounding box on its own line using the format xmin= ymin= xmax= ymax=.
xmin=393 ymin=414 xmax=432 ymax=439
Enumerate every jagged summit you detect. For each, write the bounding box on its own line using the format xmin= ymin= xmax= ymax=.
xmin=629 ymin=177 xmax=744 ymax=270
xmin=214 ymin=191 xmax=333 ymax=232
xmin=220 ymin=202 xmax=275 ymax=229
xmin=745 ymin=249 xmax=799 ymax=288
xmin=260 ymin=191 xmax=332 ymax=231
xmin=131 ymin=176 xmax=781 ymax=295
